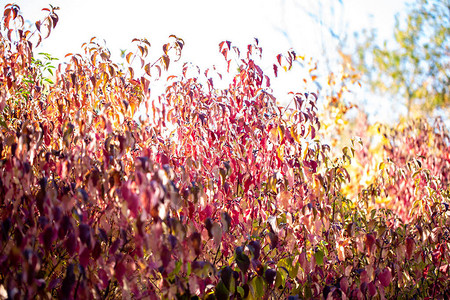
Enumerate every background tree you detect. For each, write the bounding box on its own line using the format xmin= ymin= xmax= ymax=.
xmin=1 ymin=3 xmax=449 ymax=299
xmin=353 ymin=0 xmax=450 ymax=118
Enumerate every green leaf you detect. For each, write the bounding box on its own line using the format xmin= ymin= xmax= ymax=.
xmin=186 ymin=262 xmax=191 ymax=277
xmin=215 ymin=281 xmax=229 ymax=300
xmin=249 ymin=276 xmax=265 ymax=299
xmin=0 ymin=117 xmax=7 ymax=129
xmin=168 ymin=260 xmax=182 ymax=280
xmin=314 ymin=249 xmax=324 ymax=266
xmin=220 ymin=266 xmax=233 ymax=289
xmin=237 ymin=286 xmax=245 ymax=298
xmin=304 ymin=284 xmax=313 ymax=298
xmin=235 ymin=247 xmax=250 ymax=274
xmin=275 ymin=269 xmax=286 ymax=289
xmin=279 ymin=257 xmax=299 ymax=278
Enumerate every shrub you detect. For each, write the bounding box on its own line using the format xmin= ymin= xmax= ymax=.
xmin=0 ymin=4 xmax=449 ymax=299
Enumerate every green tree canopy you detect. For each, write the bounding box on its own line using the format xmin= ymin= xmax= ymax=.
xmin=354 ymin=0 xmax=449 ymax=118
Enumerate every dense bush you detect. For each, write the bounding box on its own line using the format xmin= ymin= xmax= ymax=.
xmin=0 ymin=4 xmax=449 ymax=299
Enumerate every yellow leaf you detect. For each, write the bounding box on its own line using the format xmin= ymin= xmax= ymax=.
xmin=277 ymin=144 xmax=285 ymax=162
xmin=277 ymin=125 xmax=285 ymax=141
xmin=290 ymin=126 xmax=300 ymax=143
xmin=268 ymin=175 xmax=277 ymax=194
xmin=301 ymin=142 xmax=309 ymax=160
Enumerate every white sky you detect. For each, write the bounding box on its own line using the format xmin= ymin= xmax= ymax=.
xmin=16 ymin=0 xmax=409 ymax=122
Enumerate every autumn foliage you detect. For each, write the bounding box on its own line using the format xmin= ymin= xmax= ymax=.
xmin=0 ymin=4 xmax=449 ymax=299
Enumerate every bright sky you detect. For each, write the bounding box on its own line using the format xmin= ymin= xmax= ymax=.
xmin=17 ymin=0 xmax=409 ymax=122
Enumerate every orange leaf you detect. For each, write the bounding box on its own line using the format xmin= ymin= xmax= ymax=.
xmin=126 ymin=52 xmax=133 ymax=64
xmin=144 ymin=63 xmax=151 ymax=76
xmin=163 ymin=43 xmax=169 ymax=54
xmin=277 ymin=190 xmax=292 ymax=208
xmin=290 ymin=126 xmax=300 ymax=143
xmin=90 ymin=52 xmax=98 ymax=65
xmin=162 ymin=55 xmax=170 ymax=70
xmin=155 ymin=65 xmax=161 ymax=78
xmin=141 ymin=38 xmax=151 ymax=47
xmin=137 ymin=45 xmax=144 ymax=56
xmin=128 ymin=67 xmax=134 ymax=78
xmin=108 ymin=65 xmax=116 ymax=77
xmin=35 ymin=35 xmax=42 ymax=48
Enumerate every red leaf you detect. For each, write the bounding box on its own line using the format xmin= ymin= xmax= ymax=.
xmin=79 ymin=223 xmax=92 ymax=248
xmin=365 ymin=233 xmax=376 ymax=254
xmin=51 ymin=13 xmax=58 ymax=28
xmin=79 ymin=247 xmax=90 ymax=267
xmin=265 ymin=75 xmax=271 ymax=87
xmin=41 ymin=226 xmax=56 ymax=251
xmin=367 ymin=282 xmax=377 ymax=296
xmin=310 ymin=125 xmax=316 ymax=139
xmin=219 ymin=40 xmax=231 ymax=50
xmin=276 ymin=54 xmax=282 ymax=65
xmin=378 ymin=267 xmax=392 ymax=287
xmin=4 ymin=9 xmax=12 ymax=28
xmin=122 ymin=184 xmax=139 ymax=217
xmin=405 ymin=237 xmax=415 ymax=260
xmin=360 ymin=270 xmax=369 ymax=284
xmin=115 ymin=260 xmax=126 ymax=284
xmin=65 ymin=233 xmax=78 ymax=256
xmin=97 ymin=269 xmax=109 ymax=289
